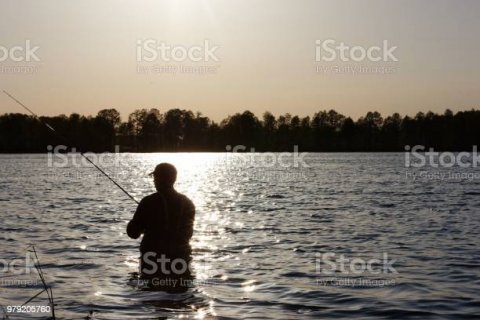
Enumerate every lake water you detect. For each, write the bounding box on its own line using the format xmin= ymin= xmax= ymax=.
xmin=0 ymin=153 xmax=479 ymax=319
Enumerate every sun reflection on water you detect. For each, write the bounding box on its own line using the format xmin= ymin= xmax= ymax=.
xmin=242 ymin=280 xmax=257 ymax=292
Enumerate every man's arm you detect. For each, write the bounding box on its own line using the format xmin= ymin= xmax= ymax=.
xmin=182 ymin=198 xmax=195 ymax=241
xmin=127 ymin=198 xmax=147 ymax=239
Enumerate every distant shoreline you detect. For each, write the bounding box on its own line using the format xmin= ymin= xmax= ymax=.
xmin=1 ymin=108 xmax=479 ymax=153
xmin=0 ymin=150 xmax=476 ymax=154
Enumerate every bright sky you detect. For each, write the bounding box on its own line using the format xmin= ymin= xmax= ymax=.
xmin=0 ymin=0 xmax=479 ymax=122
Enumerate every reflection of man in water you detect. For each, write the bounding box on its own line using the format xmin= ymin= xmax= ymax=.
xmin=127 ymin=163 xmax=195 ymax=288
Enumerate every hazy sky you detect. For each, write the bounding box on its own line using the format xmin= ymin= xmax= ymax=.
xmin=0 ymin=0 xmax=479 ymax=122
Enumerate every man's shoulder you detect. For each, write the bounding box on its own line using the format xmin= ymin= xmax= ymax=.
xmin=142 ymin=191 xmax=193 ymax=207
xmin=176 ymin=192 xmax=194 ymax=208
xmin=142 ymin=193 xmax=158 ymax=200
xmin=140 ymin=193 xmax=162 ymax=205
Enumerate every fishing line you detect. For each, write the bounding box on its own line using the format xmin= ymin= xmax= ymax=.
xmin=3 ymin=90 xmax=139 ymax=204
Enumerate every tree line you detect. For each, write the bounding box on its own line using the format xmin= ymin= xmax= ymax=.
xmin=0 ymin=108 xmax=479 ymax=152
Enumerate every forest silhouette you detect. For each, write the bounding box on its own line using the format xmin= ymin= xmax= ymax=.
xmin=1 ymin=108 xmax=479 ymax=152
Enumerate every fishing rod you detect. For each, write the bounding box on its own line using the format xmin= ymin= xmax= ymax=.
xmin=3 ymin=90 xmax=139 ymax=205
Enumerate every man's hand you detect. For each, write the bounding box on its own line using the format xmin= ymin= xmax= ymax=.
xmin=127 ymin=220 xmax=143 ymax=239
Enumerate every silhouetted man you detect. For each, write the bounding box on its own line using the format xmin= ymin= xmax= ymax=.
xmin=127 ymin=163 xmax=195 ymax=285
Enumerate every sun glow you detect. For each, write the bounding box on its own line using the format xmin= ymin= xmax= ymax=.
xmin=166 ymin=0 xmax=216 ymax=23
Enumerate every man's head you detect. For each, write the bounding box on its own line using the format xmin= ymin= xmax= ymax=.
xmin=150 ymin=163 xmax=177 ymax=190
